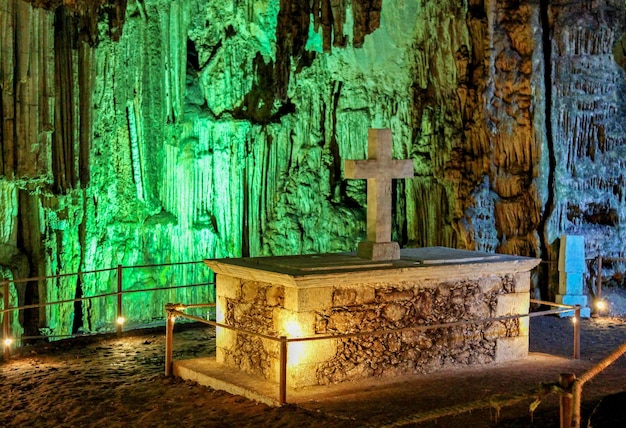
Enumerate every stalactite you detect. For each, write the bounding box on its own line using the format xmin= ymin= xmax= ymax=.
xmin=165 ymin=1 xmax=188 ymax=122
xmin=1 ymin=1 xmax=54 ymax=180
xmin=52 ymin=6 xmax=77 ymax=192
xmin=24 ymin=0 xmax=128 ymax=43
xmin=351 ymin=0 xmax=382 ymax=48
xmin=16 ymin=0 xmax=31 ymax=83
xmin=0 ymin=0 xmax=15 ymax=178
xmin=127 ymin=100 xmax=145 ymax=202
xmin=77 ymin=42 xmax=92 ymax=186
xmin=4 ymin=0 xmax=626 ymax=333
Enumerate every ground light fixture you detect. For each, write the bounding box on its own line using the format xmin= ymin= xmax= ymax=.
xmin=595 ymin=299 xmax=607 ymax=313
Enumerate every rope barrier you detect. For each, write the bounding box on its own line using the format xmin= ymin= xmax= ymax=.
xmin=169 ymin=301 xmax=577 ymax=345
xmin=166 ymin=299 xmax=583 ymax=406
xmin=571 ymin=341 xmax=626 ymax=428
xmin=0 ymin=282 xmax=215 ymax=314
xmin=1 ymin=261 xmax=214 ymax=358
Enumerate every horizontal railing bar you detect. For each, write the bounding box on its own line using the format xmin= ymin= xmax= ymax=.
xmin=121 ymin=260 xmax=206 ymax=269
xmin=170 ymin=305 xmax=574 ymax=345
xmin=577 ymin=341 xmax=626 ymax=385
xmin=2 ymin=267 xmax=118 ymax=285
xmin=170 ymin=309 xmax=278 ymax=341
xmin=17 ymin=318 xmax=203 ymax=342
xmin=572 ymin=341 xmax=626 ymax=427
xmin=20 ymin=333 xmax=100 ymax=340
xmin=173 ymin=303 xmax=216 ymax=309
xmin=121 ymin=282 xmax=214 ymax=295
xmin=0 ymin=260 xmax=210 ymax=286
xmin=530 ymin=299 xmax=576 ymax=309
xmin=527 ymin=308 xmax=573 ymax=317
xmin=2 ymin=292 xmax=120 ymax=312
xmin=0 ymin=282 xmax=214 ymax=314
xmin=287 ymin=307 xmax=574 ymax=344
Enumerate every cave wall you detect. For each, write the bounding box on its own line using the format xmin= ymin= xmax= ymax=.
xmin=546 ymin=1 xmax=626 ymax=256
xmin=1 ymin=0 xmax=626 ymax=337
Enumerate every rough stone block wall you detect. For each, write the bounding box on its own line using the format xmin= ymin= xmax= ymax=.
xmin=217 ymin=272 xmax=528 ymax=387
xmin=314 ymin=276 xmax=524 ymax=384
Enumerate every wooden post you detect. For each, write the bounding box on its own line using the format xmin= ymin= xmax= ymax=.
xmin=571 ymin=378 xmax=583 ymax=428
xmin=3 ymin=279 xmax=10 ymax=361
xmin=165 ymin=305 xmax=175 ymax=376
xmin=279 ymin=336 xmax=287 ymax=405
xmin=117 ymin=264 xmax=123 ymax=335
xmin=559 ymin=373 xmax=575 ymax=428
xmin=573 ymin=305 xmax=581 ymax=359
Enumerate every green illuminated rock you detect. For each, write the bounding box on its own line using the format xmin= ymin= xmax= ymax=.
xmin=1 ymin=0 xmax=626 ymax=338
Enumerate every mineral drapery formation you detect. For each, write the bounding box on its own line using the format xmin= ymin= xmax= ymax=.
xmin=1 ymin=0 xmax=626 ymax=337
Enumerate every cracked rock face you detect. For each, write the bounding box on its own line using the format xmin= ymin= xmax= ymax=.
xmin=1 ymin=0 xmax=626 ymax=336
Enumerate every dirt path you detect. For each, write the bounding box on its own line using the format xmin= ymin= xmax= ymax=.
xmin=1 ymin=316 xmax=624 ymax=427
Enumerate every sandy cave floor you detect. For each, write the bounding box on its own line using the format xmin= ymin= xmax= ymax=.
xmin=0 ymin=316 xmax=625 ymax=428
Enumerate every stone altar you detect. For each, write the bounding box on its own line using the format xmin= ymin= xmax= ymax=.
xmin=203 ymin=247 xmax=539 ymax=388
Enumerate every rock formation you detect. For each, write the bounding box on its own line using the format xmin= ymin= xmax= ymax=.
xmin=1 ymin=0 xmax=626 ymax=337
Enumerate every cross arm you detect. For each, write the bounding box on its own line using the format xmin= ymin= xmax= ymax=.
xmin=344 ymin=159 xmax=414 ymax=180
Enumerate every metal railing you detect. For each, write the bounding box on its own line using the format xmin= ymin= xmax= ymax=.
xmin=164 ymin=299 xmax=581 ymax=406
xmin=568 ymin=342 xmax=626 ymax=428
xmin=1 ymin=260 xmax=214 ymax=361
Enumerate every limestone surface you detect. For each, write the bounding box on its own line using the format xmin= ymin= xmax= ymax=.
xmin=1 ymin=0 xmax=625 ymax=338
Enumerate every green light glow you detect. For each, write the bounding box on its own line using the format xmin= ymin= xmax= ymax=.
xmin=6 ymin=0 xmax=621 ymax=338
xmin=305 ymin=17 xmax=323 ymax=53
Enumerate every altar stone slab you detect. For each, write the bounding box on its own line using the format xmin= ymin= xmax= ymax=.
xmin=201 ymin=247 xmax=539 ymax=389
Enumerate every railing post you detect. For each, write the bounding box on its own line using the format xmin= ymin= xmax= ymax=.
xmin=3 ymin=279 xmax=10 ymax=361
xmin=117 ymin=264 xmax=123 ymax=335
xmin=559 ymin=373 xmax=575 ymax=428
xmin=279 ymin=336 xmax=287 ymax=405
xmin=573 ymin=305 xmax=581 ymax=359
xmin=571 ymin=378 xmax=583 ymax=428
xmin=165 ymin=304 xmax=176 ymax=376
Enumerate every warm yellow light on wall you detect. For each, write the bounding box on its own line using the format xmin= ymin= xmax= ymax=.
xmin=283 ymin=319 xmax=306 ymax=368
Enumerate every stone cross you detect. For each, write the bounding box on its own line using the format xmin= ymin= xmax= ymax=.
xmin=344 ymin=128 xmax=414 ymax=260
